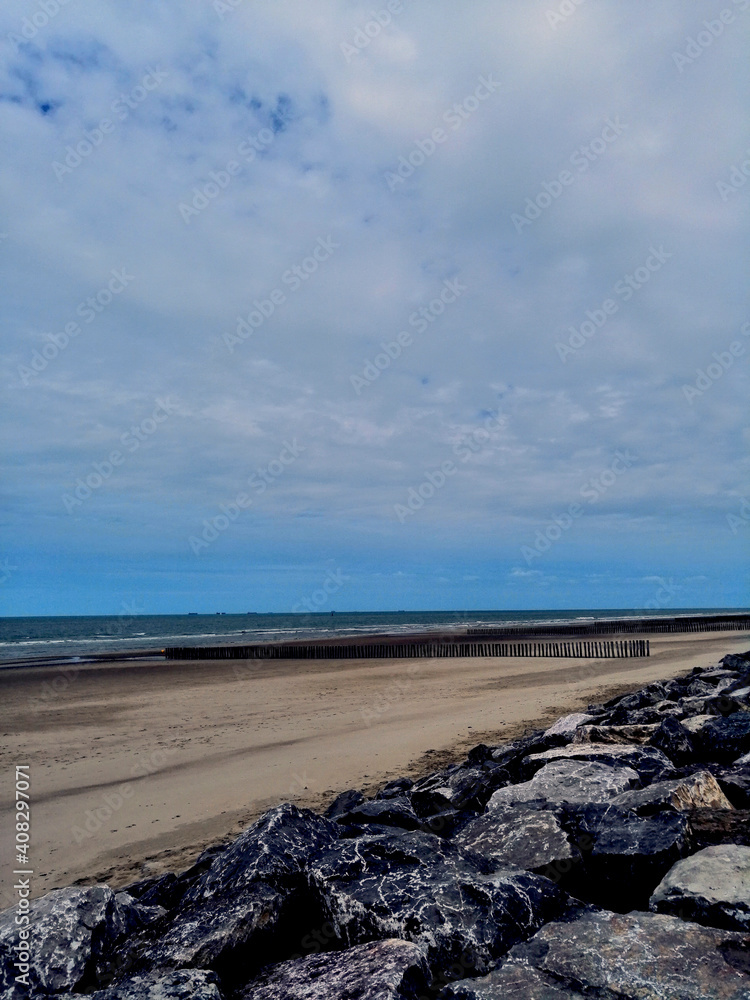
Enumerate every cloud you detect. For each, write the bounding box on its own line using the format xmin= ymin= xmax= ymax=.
xmin=1 ymin=0 xmax=748 ymax=612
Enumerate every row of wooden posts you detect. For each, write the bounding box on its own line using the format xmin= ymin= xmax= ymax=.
xmin=468 ymin=615 xmax=750 ymax=638
xmin=164 ymin=638 xmax=649 ymax=661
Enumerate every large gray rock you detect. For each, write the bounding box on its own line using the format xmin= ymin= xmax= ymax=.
xmin=612 ymin=770 xmax=734 ymax=815
xmin=543 ymin=713 xmax=594 ymax=738
xmin=572 ymin=723 xmax=659 ymax=745
xmin=0 ymin=886 xmax=164 ymax=996
xmin=85 ymin=969 xmax=225 ymax=999
xmin=305 ymin=830 xmax=573 ymax=984
xmin=455 ymin=807 xmax=577 ymax=873
xmin=334 ymin=796 xmax=422 ymax=831
xmin=520 ymin=743 xmax=675 ymax=783
xmin=238 ymin=939 xmax=429 ymax=999
xmin=694 ymin=712 xmax=750 ymax=761
xmin=441 ymin=910 xmax=750 ymax=999
xmin=120 ymin=804 xmax=336 ymax=983
xmin=650 ymin=844 xmax=750 ymax=931
xmin=487 ymin=759 xmax=640 ymax=809
xmin=563 ymin=806 xmax=691 ymax=910
xmin=409 ymin=762 xmax=509 ymax=817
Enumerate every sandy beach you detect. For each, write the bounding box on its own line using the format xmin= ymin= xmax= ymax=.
xmin=1 ymin=629 xmax=748 ymax=903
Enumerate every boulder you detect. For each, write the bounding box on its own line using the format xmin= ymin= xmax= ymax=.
xmin=443 ymin=910 xmax=750 ymax=999
xmin=487 ymin=759 xmax=640 ymax=810
xmin=572 ymin=723 xmax=658 ymax=745
xmin=0 ymin=886 xmax=164 ymax=996
xmin=520 ymin=743 xmax=674 ymax=783
xmin=237 ymin=939 xmax=429 ymax=999
xmin=647 ymin=716 xmax=696 ymax=765
xmin=687 ymin=809 xmax=750 ymax=850
xmin=377 ymin=778 xmax=414 ymax=800
xmin=543 ymin=713 xmax=594 ymax=738
xmin=305 ymin=830 xmax=572 ymax=983
xmin=410 ymin=762 xmax=510 ymax=817
xmin=85 ymin=969 xmax=225 ymax=999
xmin=455 ymin=806 xmax=578 ymax=874
xmin=563 ymin=806 xmax=691 ymax=910
xmin=650 ymin=844 xmax=750 ymax=932
xmin=325 ymin=789 xmax=365 ymax=819
xmin=694 ymin=712 xmax=750 ymax=762
xmin=119 ymin=805 xmax=336 ymax=984
xmin=720 ymin=652 xmax=750 ymax=671
xmin=682 ymin=714 xmax=714 ymax=734
xmin=611 ymin=770 xmax=733 ymax=815
xmin=334 ymin=796 xmax=422 ymax=831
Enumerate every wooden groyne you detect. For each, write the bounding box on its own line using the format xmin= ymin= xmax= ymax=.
xmin=467 ymin=614 xmax=750 ymax=638
xmin=164 ymin=638 xmax=649 ymax=661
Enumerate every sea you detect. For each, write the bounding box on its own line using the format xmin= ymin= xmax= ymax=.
xmin=0 ymin=608 xmax=745 ymax=664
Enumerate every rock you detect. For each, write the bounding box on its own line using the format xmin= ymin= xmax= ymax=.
xmin=704 ymin=695 xmax=749 ymax=717
xmin=335 ymin=796 xmax=422 ymax=831
xmin=439 ymin=964 xmax=586 ymax=998
xmin=237 ymin=939 xmax=430 ymax=999
xmin=455 ymin=807 xmax=578 ymax=873
xmin=182 ymin=803 xmax=336 ymax=905
xmin=647 ymin=716 xmax=696 ymax=765
xmin=325 ymin=789 xmax=365 ymax=819
xmin=520 ymin=743 xmax=675 ymax=783
xmin=0 ymin=886 xmax=164 ymax=996
xmin=87 ymin=969 xmax=225 ymax=999
xmin=735 ymin=751 xmax=750 ymax=765
xmin=487 ymin=759 xmax=640 ymax=809
xmin=121 ymin=805 xmax=337 ymax=984
xmin=693 ymin=712 xmax=750 ymax=762
xmin=611 ymin=770 xmax=733 ymax=815
xmin=686 ymin=809 xmax=750 ymax=850
xmin=721 ymin=652 xmax=750 ymax=670
xmin=305 ymin=830 xmax=572 ymax=983
xmin=123 ymin=873 xmax=182 ymax=911
xmin=410 ymin=762 xmax=509 ymax=817
xmin=563 ymin=806 xmax=691 ymax=910
xmin=377 ymin=777 xmax=414 ymax=800
xmin=572 ymin=723 xmax=658 ymax=745
xmin=651 ymin=845 xmax=750 ymax=932
xmin=543 ymin=713 xmax=594 ymax=737
xmin=682 ymin=714 xmax=714 ymax=734
xmin=448 ymin=910 xmax=750 ymax=999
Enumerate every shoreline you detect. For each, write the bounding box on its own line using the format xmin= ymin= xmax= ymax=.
xmin=0 ymin=628 xmax=748 ymax=901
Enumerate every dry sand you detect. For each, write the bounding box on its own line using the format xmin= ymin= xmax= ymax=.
xmin=1 ymin=630 xmax=748 ymax=902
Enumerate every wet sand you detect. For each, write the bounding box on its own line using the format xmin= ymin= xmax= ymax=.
xmin=0 ymin=629 xmax=748 ymax=902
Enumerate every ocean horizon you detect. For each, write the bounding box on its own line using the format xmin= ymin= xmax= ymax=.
xmin=1 ymin=607 xmax=747 ymax=663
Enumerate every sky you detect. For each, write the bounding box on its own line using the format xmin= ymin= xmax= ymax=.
xmin=1 ymin=0 xmax=748 ymax=616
